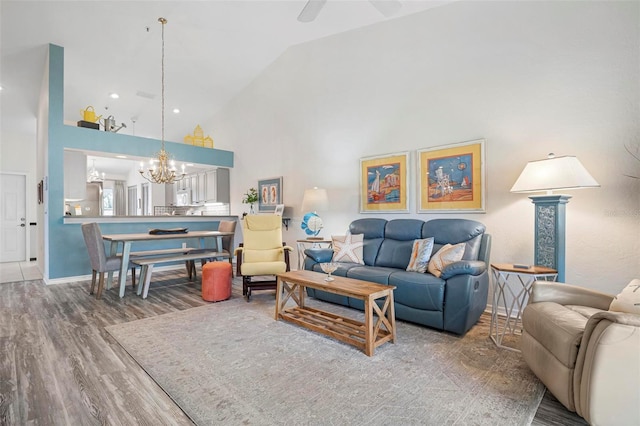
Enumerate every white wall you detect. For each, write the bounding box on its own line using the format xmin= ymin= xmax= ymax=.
xmin=209 ymin=1 xmax=640 ymax=293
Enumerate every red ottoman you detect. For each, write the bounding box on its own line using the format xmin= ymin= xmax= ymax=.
xmin=202 ymin=261 xmax=232 ymax=302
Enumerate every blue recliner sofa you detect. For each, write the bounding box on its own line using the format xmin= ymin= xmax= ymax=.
xmin=303 ymin=218 xmax=491 ymax=335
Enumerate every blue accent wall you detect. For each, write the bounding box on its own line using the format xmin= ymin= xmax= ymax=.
xmin=45 ymin=44 xmax=234 ymax=279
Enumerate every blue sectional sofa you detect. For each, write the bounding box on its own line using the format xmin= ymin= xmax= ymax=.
xmin=303 ymin=218 xmax=491 ymax=335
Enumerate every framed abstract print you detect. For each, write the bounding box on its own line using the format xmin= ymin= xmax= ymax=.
xmin=258 ymin=176 xmax=283 ymax=212
xmin=360 ymin=151 xmax=409 ymax=213
xmin=417 ymin=139 xmax=486 ymax=213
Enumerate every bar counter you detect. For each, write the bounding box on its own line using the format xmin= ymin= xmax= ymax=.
xmin=52 ymin=215 xmax=238 ymax=284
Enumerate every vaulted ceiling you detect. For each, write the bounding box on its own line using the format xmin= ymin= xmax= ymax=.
xmin=1 ymin=1 xmax=449 ymax=145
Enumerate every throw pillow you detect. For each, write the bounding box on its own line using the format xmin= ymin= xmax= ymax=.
xmin=609 ymin=279 xmax=640 ymax=315
xmin=332 ymin=232 xmax=364 ymax=264
xmin=406 ymin=238 xmax=435 ymax=273
xmin=427 ymin=243 xmax=465 ymax=278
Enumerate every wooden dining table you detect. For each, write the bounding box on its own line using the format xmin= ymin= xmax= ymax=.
xmin=102 ymin=230 xmax=233 ymax=298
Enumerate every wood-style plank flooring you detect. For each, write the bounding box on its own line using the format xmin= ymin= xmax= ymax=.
xmin=0 ymin=264 xmax=587 ymax=425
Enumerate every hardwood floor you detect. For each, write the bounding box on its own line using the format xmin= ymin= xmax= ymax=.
xmin=0 ymin=267 xmax=587 ymax=425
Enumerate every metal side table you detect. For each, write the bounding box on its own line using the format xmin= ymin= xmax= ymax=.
xmin=490 ymin=263 xmax=558 ymax=351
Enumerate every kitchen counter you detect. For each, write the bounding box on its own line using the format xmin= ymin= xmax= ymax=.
xmin=63 ymin=215 xmax=238 ymax=224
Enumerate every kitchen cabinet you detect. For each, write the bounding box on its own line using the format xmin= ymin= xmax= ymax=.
xmin=197 ymin=173 xmax=206 ymax=203
xmin=177 ymin=177 xmax=188 ymax=192
xmin=165 ymin=183 xmax=177 ymax=206
xmin=205 ymin=168 xmax=230 ymax=203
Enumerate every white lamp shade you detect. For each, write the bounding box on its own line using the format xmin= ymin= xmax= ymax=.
xmin=510 ymin=155 xmax=600 ymax=193
xmin=301 ymin=187 xmax=329 ymax=212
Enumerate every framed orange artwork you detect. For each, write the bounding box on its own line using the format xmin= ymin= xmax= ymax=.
xmin=417 ymin=139 xmax=486 ymax=213
xmin=360 ymin=151 xmax=409 ymax=213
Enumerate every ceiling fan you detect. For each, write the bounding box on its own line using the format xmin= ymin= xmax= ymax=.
xmin=298 ymin=0 xmax=403 ymax=23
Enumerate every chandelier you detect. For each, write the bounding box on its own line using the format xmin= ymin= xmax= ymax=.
xmin=87 ymin=159 xmax=104 ymax=182
xmin=139 ymin=17 xmax=186 ymax=184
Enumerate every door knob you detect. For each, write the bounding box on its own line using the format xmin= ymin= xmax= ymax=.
xmin=20 ymin=224 xmax=26 ymax=227
xmin=20 ymin=217 xmax=26 ymax=221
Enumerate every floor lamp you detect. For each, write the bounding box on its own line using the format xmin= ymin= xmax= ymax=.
xmin=510 ymin=154 xmax=599 ymax=282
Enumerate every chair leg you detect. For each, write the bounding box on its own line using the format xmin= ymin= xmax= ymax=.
xmin=243 ymin=276 xmax=251 ymax=301
xmin=131 ymin=267 xmax=136 ymax=288
xmin=184 ymin=260 xmax=193 ymax=281
xmin=96 ymin=272 xmax=106 ymax=299
xmin=90 ymin=270 xmax=97 ymax=295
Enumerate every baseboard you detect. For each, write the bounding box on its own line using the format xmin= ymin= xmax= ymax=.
xmin=43 ymin=264 xmax=186 ymax=286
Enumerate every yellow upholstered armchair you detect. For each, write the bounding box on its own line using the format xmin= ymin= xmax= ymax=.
xmin=235 ymin=215 xmax=292 ymax=301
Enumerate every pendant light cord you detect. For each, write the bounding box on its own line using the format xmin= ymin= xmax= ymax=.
xmin=159 ymin=17 xmax=167 ymax=151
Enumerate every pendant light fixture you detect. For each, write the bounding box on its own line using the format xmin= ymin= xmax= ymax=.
xmin=139 ymin=17 xmax=186 ymax=184
xmin=87 ymin=159 xmax=105 ymax=182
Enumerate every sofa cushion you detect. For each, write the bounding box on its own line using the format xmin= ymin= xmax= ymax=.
xmin=609 ymin=279 xmax=640 ymax=314
xmin=423 ymin=219 xmax=485 ymax=260
xmin=406 ymin=238 xmax=435 ymax=273
xmin=332 ymin=232 xmax=364 ymax=264
xmin=350 ymin=219 xmax=386 ymax=266
xmin=376 ymin=239 xmax=414 ymax=269
xmin=427 ymin=243 xmax=465 ymax=278
xmin=389 ymin=271 xmax=445 ymax=311
xmin=522 ymin=301 xmax=589 ymax=368
xmin=346 ymin=266 xmax=395 ymax=285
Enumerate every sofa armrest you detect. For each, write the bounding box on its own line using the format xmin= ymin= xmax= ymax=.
xmin=304 ymin=248 xmax=333 ymax=263
xmin=440 ymin=260 xmax=486 ymax=280
xmin=530 ymin=282 xmax=614 ymax=310
xmin=574 ymin=311 xmax=640 ymax=424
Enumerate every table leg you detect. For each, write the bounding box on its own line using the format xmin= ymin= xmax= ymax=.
xmin=364 ymin=296 xmax=374 ymax=357
xmin=118 ymin=242 xmax=132 ymax=298
xmin=387 ymin=291 xmax=396 ymax=343
xmin=297 ymin=242 xmax=304 ymax=270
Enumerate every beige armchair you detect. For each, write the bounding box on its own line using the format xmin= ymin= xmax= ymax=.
xmin=235 ymin=215 xmax=292 ymax=301
xmin=521 ymin=281 xmax=640 ymax=425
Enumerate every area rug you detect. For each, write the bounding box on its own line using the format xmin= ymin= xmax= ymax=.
xmin=106 ymin=293 xmax=544 ymax=425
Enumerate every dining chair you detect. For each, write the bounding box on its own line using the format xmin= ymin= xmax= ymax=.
xmin=81 ymin=222 xmax=135 ymax=299
xmin=187 ymin=220 xmax=237 ymax=278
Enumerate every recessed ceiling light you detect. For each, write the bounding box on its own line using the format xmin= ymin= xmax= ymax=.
xmin=173 ymin=108 xmax=180 ymax=114
xmin=0 ymin=86 xmax=3 ymax=91
xmin=109 ymin=93 xmax=120 ymax=99
xmin=116 ymin=155 xmax=127 ymax=159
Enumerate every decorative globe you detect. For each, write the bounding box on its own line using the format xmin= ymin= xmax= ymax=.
xmin=301 ymin=212 xmax=323 ymax=237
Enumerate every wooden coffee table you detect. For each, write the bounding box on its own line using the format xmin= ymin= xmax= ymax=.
xmin=275 ymin=270 xmax=396 ymax=356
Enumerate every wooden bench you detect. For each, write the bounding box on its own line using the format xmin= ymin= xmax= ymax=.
xmin=132 ymin=251 xmax=229 ymax=299
xmin=120 ymin=247 xmax=196 ymax=288
xmin=129 ymin=247 xmax=195 ymax=257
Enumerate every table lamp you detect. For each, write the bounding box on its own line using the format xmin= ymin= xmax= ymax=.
xmin=510 ymin=153 xmax=599 ymax=281
xmin=301 ymin=187 xmax=329 ymax=239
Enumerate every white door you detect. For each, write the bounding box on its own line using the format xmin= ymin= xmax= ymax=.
xmin=0 ymin=173 xmax=27 ymax=262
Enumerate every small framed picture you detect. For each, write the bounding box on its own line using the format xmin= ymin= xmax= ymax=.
xmin=274 ymin=204 xmax=284 ymax=216
xmin=258 ymin=176 xmax=283 ymax=212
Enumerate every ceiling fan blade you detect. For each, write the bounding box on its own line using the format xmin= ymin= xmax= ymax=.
xmin=368 ymin=0 xmax=402 ymax=18
xmin=297 ymin=0 xmax=327 ymax=23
